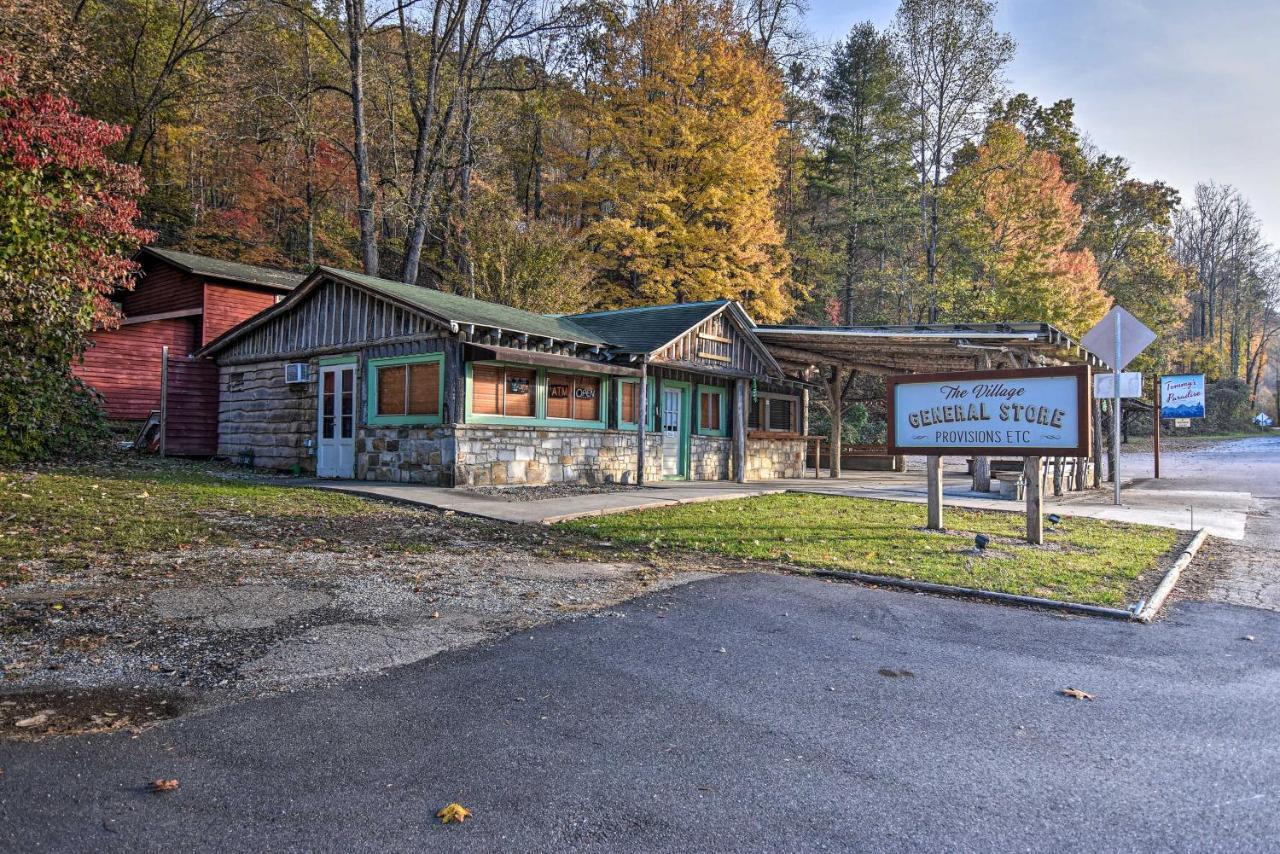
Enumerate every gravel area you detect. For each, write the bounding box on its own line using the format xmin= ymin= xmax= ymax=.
xmin=1 ymin=499 xmax=709 ymax=741
xmin=460 ymin=483 xmax=640 ymax=502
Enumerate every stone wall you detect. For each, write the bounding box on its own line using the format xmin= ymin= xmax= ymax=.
xmin=745 ymin=437 xmax=806 ymax=480
xmin=454 ymin=425 xmax=663 ymax=486
xmin=356 ymin=426 xmax=454 ymax=484
xmin=217 ymin=360 xmax=316 ymax=472
xmin=689 ymin=435 xmax=731 ymax=481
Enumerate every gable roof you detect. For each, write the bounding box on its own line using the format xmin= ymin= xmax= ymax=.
xmin=316 ymin=267 xmax=611 ymax=345
xmin=140 ymin=246 xmax=307 ymax=291
xmin=567 ymin=301 xmax=729 ymax=354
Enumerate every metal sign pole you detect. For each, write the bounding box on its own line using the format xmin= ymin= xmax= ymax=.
xmin=1112 ymin=312 xmax=1122 ymax=505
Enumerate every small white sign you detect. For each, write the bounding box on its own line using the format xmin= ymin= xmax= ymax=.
xmin=1094 ymin=372 xmax=1143 ymax=399
xmin=1174 ymin=418 xmax=1191 ymax=428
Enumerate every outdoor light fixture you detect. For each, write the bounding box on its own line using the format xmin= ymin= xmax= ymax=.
xmin=1047 ymin=513 xmax=1062 ymax=526
xmin=974 ymin=533 xmax=990 ymax=551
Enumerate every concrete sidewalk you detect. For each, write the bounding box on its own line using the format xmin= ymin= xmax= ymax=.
xmin=309 ymin=458 xmax=1247 ymax=538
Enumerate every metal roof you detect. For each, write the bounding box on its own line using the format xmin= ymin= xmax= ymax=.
xmin=140 ymin=246 xmax=307 ymax=291
xmin=566 ymin=301 xmax=730 ymax=353
xmin=755 ymin=322 xmax=1104 ymax=374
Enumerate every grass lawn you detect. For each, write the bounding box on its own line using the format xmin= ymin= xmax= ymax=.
xmin=559 ymin=493 xmax=1185 ymax=607
xmin=0 ymin=462 xmax=378 ymax=578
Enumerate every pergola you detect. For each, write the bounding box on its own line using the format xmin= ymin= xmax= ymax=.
xmin=754 ymin=322 xmax=1107 ymax=481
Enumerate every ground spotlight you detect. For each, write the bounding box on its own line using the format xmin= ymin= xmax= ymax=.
xmin=974 ymin=533 xmax=990 ymax=551
xmin=1048 ymin=513 xmax=1062 ymax=526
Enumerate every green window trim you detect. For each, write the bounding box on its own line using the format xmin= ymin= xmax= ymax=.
xmin=695 ymin=384 xmax=729 ymax=437
xmin=366 ymin=353 xmax=445 ymax=426
xmin=617 ymin=377 xmax=657 ymax=431
xmin=319 ymin=354 xmax=358 ymax=366
xmin=464 ymin=361 xmax=611 ymax=429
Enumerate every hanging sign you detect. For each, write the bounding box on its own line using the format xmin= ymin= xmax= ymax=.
xmin=886 ymin=365 xmax=1091 ymax=456
xmin=1160 ymin=374 xmax=1205 ymax=419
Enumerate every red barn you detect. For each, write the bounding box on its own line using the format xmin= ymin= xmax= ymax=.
xmin=75 ymin=247 xmax=305 ymax=422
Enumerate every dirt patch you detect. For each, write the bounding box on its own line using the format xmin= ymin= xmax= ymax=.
xmin=1 ymin=686 xmax=187 ymax=742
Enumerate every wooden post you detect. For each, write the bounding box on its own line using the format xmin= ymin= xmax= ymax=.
xmin=732 ymin=377 xmax=747 ymax=483
xmin=827 ymin=364 xmax=843 ymax=479
xmin=1025 ymin=455 xmax=1043 ymax=544
xmin=1153 ymin=375 xmax=1161 ymax=479
xmin=926 ymin=454 xmax=943 ymax=530
xmin=636 ymin=361 xmax=648 ymax=486
xmin=972 ymin=354 xmax=991 ymax=492
xmin=159 ymin=345 xmax=169 ymax=458
xmin=1052 ymin=456 xmax=1063 ymax=497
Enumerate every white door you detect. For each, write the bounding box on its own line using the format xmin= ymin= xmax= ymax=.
xmin=661 ymin=387 xmax=682 ymax=477
xmin=317 ymin=364 xmax=355 ymax=478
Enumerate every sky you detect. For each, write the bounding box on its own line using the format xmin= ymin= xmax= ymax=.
xmin=802 ymin=0 xmax=1280 ymax=244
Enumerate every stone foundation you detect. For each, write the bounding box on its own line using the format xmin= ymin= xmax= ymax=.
xmin=745 ymin=437 xmax=806 ymax=480
xmin=357 ymin=426 xmax=454 ymax=484
xmin=454 ymin=425 xmax=663 ymax=486
xmin=689 ymin=435 xmax=731 ymax=480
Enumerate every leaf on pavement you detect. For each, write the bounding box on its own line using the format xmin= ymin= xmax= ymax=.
xmin=14 ymin=713 xmax=49 ymax=728
xmin=1060 ymin=688 xmax=1094 ymax=701
xmin=149 ymin=779 xmax=180 ymax=793
xmin=437 ymin=802 xmax=472 ymax=824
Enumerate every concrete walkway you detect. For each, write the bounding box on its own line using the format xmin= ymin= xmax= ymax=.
xmin=310 ymin=446 xmax=1249 ymax=538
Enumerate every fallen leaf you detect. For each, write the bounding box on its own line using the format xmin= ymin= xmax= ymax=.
xmin=878 ymin=668 xmax=915 ymax=678
xmin=437 ymin=802 xmax=471 ymax=824
xmin=1060 ymin=688 xmax=1094 ymax=701
xmin=14 ymin=713 xmax=48 ymax=728
xmin=149 ymin=779 xmax=180 ymax=793
xmin=1243 ymin=635 xmax=1256 ymax=642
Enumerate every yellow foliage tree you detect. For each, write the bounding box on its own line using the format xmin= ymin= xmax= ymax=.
xmin=572 ymin=0 xmax=794 ymax=322
xmin=943 ymin=121 xmax=1110 ymax=336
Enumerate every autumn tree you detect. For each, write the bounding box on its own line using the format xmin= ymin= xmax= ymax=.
xmin=572 ymin=0 xmax=794 ymax=321
xmin=895 ymin=0 xmax=1014 ymax=321
xmin=0 ymin=57 xmax=152 ymax=460
xmin=942 ymin=121 xmax=1108 ymax=335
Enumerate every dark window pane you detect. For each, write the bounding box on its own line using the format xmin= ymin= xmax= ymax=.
xmin=768 ymin=398 xmax=794 ymax=431
xmin=377 ymin=365 xmax=407 ymax=416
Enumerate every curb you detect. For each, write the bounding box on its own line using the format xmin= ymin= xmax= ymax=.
xmin=1135 ymin=527 xmax=1210 ymax=623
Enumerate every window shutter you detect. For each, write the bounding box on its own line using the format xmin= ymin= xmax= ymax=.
xmin=472 ymin=365 xmax=501 ymax=415
xmin=377 ymin=365 xmax=407 ymax=416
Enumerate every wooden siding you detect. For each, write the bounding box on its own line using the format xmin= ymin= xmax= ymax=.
xmin=218 ymin=279 xmax=444 ymax=363
xmin=120 ymin=261 xmax=203 ymax=317
xmin=650 ymin=310 xmax=772 ymax=377
xmin=202 ymin=281 xmax=278 ymax=345
xmin=162 ymin=356 xmax=219 ymax=455
xmin=74 ymin=318 xmax=198 ymax=420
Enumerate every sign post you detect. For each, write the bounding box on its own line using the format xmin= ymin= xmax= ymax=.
xmin=1154 ymin=375 xmax=1161 ymax=479
xmin=886 ymin=365 xmax=1091 ymax=544
xmin=1080 ymin=306 xmax=1157 ymax=506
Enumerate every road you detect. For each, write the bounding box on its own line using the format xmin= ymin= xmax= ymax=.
xmin=2 ymin=438 xmax=1279 ymax=853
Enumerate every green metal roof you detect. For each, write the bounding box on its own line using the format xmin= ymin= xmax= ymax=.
xmin=566 ymin=301 xmax=729 ymax=353
xmin=317 ymin=267 xmax=611 ymax=345
xmin=141 ymin=246 xmax=307 ymax=291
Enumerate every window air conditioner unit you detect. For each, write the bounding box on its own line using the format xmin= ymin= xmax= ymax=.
xmin=284 ymin=362 xmax=310 ymax=384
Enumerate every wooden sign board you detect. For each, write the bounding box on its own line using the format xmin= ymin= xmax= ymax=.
xmin=886 ymin=365 xmax=1091 ymax=457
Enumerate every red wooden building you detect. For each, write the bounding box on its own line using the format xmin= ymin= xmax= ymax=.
xmin=74 ymin=247 xmax=305 ymax=422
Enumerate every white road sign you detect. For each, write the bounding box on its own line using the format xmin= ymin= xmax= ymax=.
xmin=1080 ymin=306 xmax=1156 ymax=371
xmin=1094 ymin=372 xmax=1143 ymax=399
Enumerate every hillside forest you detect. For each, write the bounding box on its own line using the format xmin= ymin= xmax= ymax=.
xmin=1 ymin=0 xmax=1277 ymax=458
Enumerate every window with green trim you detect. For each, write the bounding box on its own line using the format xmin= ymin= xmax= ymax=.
xmin=367 ymin=354 xmax=444 ymax=425
xmin=618 ymin=378 xmax=655 ymax=429
xmin=697 ymin=386 xmax=727 ymax=436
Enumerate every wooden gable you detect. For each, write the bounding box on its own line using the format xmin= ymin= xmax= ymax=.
xmin=215 ymin=277 xmax=444 ymax=364
xmin=649 ymin=307 xmax=779 ymax=378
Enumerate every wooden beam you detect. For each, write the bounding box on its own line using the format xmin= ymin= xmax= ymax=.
xmin=637 ymin=361 xmax=649 ymax=486
xmin=1025 ymin=456 xmax=1044 ymax=544
xmin=733 ymin=378 xmax=747 ymax=483
xmin=926 ymin=455 xmax=943 ymax=530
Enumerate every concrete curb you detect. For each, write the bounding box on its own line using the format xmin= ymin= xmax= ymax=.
xmin=1135 ymin=527 xmax=1210 ymax=623
xmin=539 ymin=489 xmax=789 ymax=525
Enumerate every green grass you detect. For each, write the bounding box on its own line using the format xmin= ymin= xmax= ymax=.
xmin=0 ymin=464 xmax=377 ymax=573
xmin=559 ymin=493 xmax=1183 ymax=607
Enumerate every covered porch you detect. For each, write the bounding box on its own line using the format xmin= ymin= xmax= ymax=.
xmin=753 ymin=322 xmax=1107 ymax=493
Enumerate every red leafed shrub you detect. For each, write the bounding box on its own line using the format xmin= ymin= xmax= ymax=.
xmin=0 ymin=54 xmax=153 ymax=461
